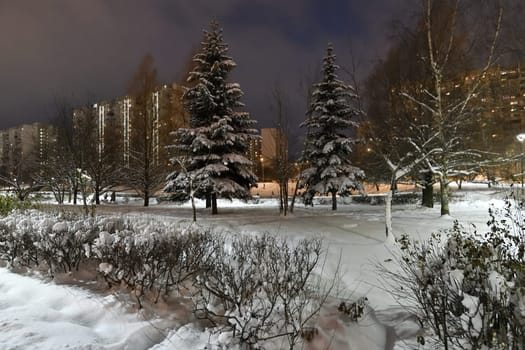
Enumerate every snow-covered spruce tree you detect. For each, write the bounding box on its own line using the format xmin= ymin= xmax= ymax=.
xmin=300 ymin=44 xmax=364 ymax=210
xmin=165 ymin=21 xmax=258 ymax=215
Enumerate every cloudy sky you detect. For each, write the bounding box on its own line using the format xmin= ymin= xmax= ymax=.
xmin=0 ymin=0 xmax=411 ymax=154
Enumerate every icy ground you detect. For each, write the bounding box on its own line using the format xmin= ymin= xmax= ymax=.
xmin=0 ymin=185 xmax=508 ymax=349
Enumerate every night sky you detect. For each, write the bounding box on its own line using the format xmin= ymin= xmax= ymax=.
xmin=0 ymin=0 xmax=410 ymax=155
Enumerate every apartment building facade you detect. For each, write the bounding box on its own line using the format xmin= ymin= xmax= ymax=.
xmin=0 ymin=122 xmax=55 ymax=180
xmin=72 ymin=83 xmax=188 ymax=168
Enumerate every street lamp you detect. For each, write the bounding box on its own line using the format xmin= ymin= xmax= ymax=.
xmin=516 ymin=133 xmax=525 ymax=188
xmin=260 ymin=157 xmax=264 ymax=182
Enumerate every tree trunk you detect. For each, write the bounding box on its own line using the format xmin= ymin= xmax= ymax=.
xmin=73 ymin=186 xmax=78 ymax=205
xmin=95 ymin=187 xmax=100 ymax=205
xmin=290 ymin=179 xmax=299 ymax=214
xmin=390 ymin=182 xmax=397 ymax=191
xmin=331 ymin=191 xmax=337 ymax=211
xmin=440 ymin=179 xmax=449 ymax=216
xmin=279 ymin=180 xmax=288 ymax=216
xmin=283 ymin=179 xmax=288 ymax=216
xmin=144 ymin=190 xmax=149 ymax=207
xmin=279 ymin=183 xmax=284 ymax=214
xmin=422 ymin=171 xmax=433 ymax=208
xmin=211 ymin=193 xmax=218 ymax=215
xmin=191 ymin=195 xmax=196 ymax=222
xmin=385 ymin=177 xmax=397 ymax=245
xmin=57 ymin=189 xmax=64 ymax=204
xmin=386 ymin=190 xmax=393 ymax=238
xmin=206 ymin=194 xmax=211 ymax=208
xmin=82 ymin=189 xmax=88 ymax=215
xmin=422 ymin=184 xmax=434 ymax=208
xmin=278 ymin=179 xmax=288 ymax=216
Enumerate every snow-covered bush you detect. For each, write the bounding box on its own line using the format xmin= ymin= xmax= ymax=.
xmin=193 ymin=233 xmax=337 ymax=349
xmin=93 ymin=224 xmax=215 ymax=306
xmin=33 ymin=219 xmax=97 ymax=273
xmin=0 ymin=211 xmax=218 ymax=305
xmin=0 ymin=210 xmax=356 ymax=348
xmin=0 ymin=211 xmax=115 ymax=273
xmin=0 ymin=213 xmax=40 ymax=268
xmin=381 ymin=194 xmax=525 ymax=349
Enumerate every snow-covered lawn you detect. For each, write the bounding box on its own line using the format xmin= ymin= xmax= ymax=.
xmin=0 ymin=187 xmax=508 ymax=349
xmin=0 ymin=268 xmax=175 ymax=350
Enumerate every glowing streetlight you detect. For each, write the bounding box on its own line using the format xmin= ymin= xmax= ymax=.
xmin=516 ymin=133 xmax=525 ymax=188
xmin=260 ymin=157 xmax=264 ymax=182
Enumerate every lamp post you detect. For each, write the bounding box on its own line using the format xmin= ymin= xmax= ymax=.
xmin=260 ymin=157 xmax=264 ymax=183
xmin=516 ymin=133 xmax=525 ymax=188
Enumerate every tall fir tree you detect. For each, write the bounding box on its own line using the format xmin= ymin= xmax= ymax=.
xmin=300 ymin=44 xmax=365 ymax=210
xmin=165 ymin=21 xmax=258 ymax=215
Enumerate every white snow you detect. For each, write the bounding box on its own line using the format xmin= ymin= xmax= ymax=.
xmin=0 ymin=268 xmax=170 ymax=350
xmin=0 ymin=186 xmax=509 ymax=349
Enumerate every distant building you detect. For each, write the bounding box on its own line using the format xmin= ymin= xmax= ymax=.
xmin=259 ymin=128 xmax=288 ymax=181
xmin=0 ymin=122 xmax=55 ymax=180
xmin=387 ymin=63 xmax=525 ymax=179
xmin=476 ymin=66 xmax=525 ymax=154
xmin=72 ymin=83 xmax=187 ymax=167
xmin=246 ymin=133 xmax=262 ymax=178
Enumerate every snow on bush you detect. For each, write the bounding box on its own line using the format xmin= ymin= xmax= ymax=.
xmin=92 ymin=224 xmax=215 ymax=306
xmin=0 ymin=210 xmax=115 ymax=272
xmin=193 ymin=233 xmax=353 ymax=349
xmin=381 ymin=193 xmax=525 ymax=349
xmin=0 ymin=210 xmax=213 ymax=306
xmin=0 ymin=209 xmax=364 ymax=348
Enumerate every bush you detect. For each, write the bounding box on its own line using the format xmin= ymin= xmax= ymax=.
xmin=0 ymin=215 xmax=40 ymax=268
xmin=0 ymin=211 xmax=112 ymax=273
xmin=0 ymin=196 xmax=34 ymax=216
xmin=0 ymin=211 xmax=359 ymax=348
xmin=380 ymin=192 xmax=525 ymax=349
xmin=93 ymin=224 xmax=215 ymax=306
xmin=193 ymin=233 xmax=340 ymax=349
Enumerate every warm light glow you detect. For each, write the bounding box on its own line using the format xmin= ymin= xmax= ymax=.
xmin=516 ymin=133 xmax=525 ymax=143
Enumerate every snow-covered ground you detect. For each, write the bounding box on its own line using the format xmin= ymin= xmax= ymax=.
xmin=0 ymin=186 xmax=509 ymax=349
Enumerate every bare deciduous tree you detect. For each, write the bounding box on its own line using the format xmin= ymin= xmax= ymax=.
xmin=271 ymin=84 xmax=293 ymax=216
xmin=400 ymin=0 xmax=503 ymax=216
xmin=126 ymin=54 xmax=168 ymax=207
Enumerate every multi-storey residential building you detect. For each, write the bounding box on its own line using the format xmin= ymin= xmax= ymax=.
xmin=72 ymin=85 xmax=290 ymax=184
xmin=259 ymin=128 xmax=288 ymax=181
xmin=261 ymin=128 xmax=288 ymax=161
xmin=475 ymin=66 xmax=525 ymax=154
xmin=0 ymin=122 xmax=55 ymax=180
xmin=72 ymin=83 xmax=188 ymax=167
xmin=246 ymin=133 xmax=262 ymax=178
